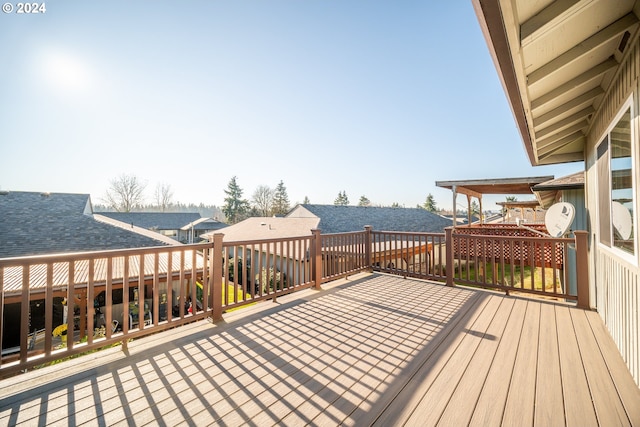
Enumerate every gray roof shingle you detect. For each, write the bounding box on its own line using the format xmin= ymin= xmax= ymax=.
xmin=288 ymin=204 xmax=453 ymax=234
xmin=0 ymin=192 xmax=169 ymax=258
xmin=98 ymin=212 xmax=202 ymax=230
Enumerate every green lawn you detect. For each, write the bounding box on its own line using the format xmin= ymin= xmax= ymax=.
xmin=454 ymin=261 xmax=561 ymax=292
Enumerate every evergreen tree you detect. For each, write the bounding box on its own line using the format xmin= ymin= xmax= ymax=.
xmin=303 ymin=196 xmax=310 ymax=204
xmin=222 ymin=176 xmax=249 ymax=224
xmin=423 ymin=193 xmax=437 ymax=212
xmin=471 ymin=200 xmax=480 ymax=217
xmin=334 ymin=191 xmax=349 ymax=206
xmin=503 ymin=195 xmax=518 ymax=217
xmin=358 ymin=195 xmax=371 ymax=207
xmin=272 ymin=180 xmax=291 ymax=216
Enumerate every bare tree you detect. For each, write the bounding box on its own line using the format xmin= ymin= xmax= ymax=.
xmin=252 ymin=185 xmax=275 ymax=217
xmin=154 ymin=182 xmax=174 ymax=212
xmin=104 ymin=174 xmax=146 ymax=212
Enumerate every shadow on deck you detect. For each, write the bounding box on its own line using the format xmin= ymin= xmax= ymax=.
xmin=0 ymin=273 xmax=638 ymax=426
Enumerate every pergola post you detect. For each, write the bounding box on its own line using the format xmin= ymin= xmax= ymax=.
xmin=452 ymin=185 xmax=457 ymax=228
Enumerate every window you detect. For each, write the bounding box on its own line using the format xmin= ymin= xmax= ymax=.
xmin=597 ymin=102 xmax=636 ymax=257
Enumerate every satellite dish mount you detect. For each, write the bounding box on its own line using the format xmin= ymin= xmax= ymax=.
xmin=544 ymin=202 xmax=575 ymax=238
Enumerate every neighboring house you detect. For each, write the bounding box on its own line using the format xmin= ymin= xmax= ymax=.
xmin=201 ymin=217 xmax=320 ymax=288
xmin=98 ymin=212 xmax=225 ymax=243
xmin=286 ymin=204 xmax=453 ymax=233
xmin=0 ymin=191 xmax=178 ymax=350
xmin=180 ymin=217 xmax=228 ymax=243
xmin=202 ymin=217 xmax=320 ymax=242
xmin=0 ymin=191 xmax=170 ymax=258
xmin=474 ymin=0 xmax=640 ymax=386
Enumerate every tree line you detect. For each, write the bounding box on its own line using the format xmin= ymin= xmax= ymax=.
xmin=101 ymin=174 xmax=444 ymax=225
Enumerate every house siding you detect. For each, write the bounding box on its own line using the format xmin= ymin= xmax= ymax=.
xmin=585 ymin=31 xmax=640 ymax=386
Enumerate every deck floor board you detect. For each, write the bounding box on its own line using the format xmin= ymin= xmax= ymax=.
xmin=0 ymin=273 xmax=638 ymax=426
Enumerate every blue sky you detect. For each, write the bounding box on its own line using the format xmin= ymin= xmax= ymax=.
xmin=0 ymin=1 xmax=581 ymax=211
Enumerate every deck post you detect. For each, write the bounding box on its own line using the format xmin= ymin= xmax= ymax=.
xmin=211 ymin=233 xmax=224 ymax=322
xmin=445 ymin=227 xmax=455 ymax=287
xmin=311 ymin=229 xmax=322 ymax=290
xmin=364 ymin=225 xmax=372 ymax=272
xmin=574 ymin=230 xmax=590 ymax=309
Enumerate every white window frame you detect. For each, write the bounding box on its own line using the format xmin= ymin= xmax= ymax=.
xmin=596 ymin=95 xmax=638 ymax=265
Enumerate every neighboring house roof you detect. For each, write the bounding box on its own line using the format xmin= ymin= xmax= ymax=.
xmin=201 ymin=217 xmax=320 ymax=242
xmin=180 ymin=217 xmax=228 ymax=232
xmin=532 ymin=172 xmax=585 ymax=192
xmin=94 ymin=214 xmax=181 ymax=246
xmin=0 ymin=192 xmax=170 ymax=258
xmin=98 ymin=212 xmax=202 ymax=231
xmin=287 ymin=204 xmax=453 ymax=234
xmin=532 ymin=172 xmax=585 ymax=208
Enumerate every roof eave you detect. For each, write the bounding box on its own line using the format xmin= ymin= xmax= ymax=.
xmin=472 ymin=0 xmax=538 ymax=166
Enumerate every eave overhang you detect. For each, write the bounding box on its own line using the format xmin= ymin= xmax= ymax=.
xmin=472 ymin=0 xmax=639 ymax=166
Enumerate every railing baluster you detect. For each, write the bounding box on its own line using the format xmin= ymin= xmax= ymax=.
xmin=105 ymin=257 xmax=113 ymax=339
xmin=87 ymin=260 xmax=95 ymax=346
xmin=139 ymin=253 xmax=145 ymax=330
xmin=20 ymin=266 xmax=29 ymax=362
xmin=153 ymin=253 xmax=160 ymax=325
xmin=179 ymin=251 xmax=185 ymax=318
xmin=191 ymin=249 xmax=197 ymax=316
xmin=45 ymin=263 xmax=53 ymax=355
xmin=66 ymin=261 xmax=74 ymax=352
xmin=166 ymin=251 xmax=173 ymax=322
xmin=123 ymin=256 xmax=130 ymax=334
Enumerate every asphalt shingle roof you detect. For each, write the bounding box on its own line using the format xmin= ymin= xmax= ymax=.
xmin=288 ymin=204 xmax=453 ymax=234
xmin=98 ymin=212 xmax=202 ymax=230
xmin=0 ymin=192 xmax=169 ymax=258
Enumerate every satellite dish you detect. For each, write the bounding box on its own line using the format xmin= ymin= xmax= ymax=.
xmin=545 ymin=202 xmax=575 ymax=237
xmin=612 ymin=201 xmax=633 ymax=240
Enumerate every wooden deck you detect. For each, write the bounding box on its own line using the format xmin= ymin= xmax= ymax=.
xmin=0 ymin=273 xmax=638 ymax=426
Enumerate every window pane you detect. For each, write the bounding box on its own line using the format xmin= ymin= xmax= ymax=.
xmin=610 ymin=107 xmax=635 ymax=255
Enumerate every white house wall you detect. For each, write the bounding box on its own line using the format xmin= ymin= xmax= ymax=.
xmin=585 ymin=30 xmax=640 ymax=386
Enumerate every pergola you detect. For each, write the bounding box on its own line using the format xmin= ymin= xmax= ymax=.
xmin=495 ymin=200 xmax=544 ymax=223
xmin=435 ymin=176 xmax=554 ymax=226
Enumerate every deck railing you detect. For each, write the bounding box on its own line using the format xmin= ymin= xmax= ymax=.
xmin=0 ymin=225 xmax=589 ymax=376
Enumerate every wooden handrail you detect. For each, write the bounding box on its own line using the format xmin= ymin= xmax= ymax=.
xmin=0 ymin=225 xmax=592 ymax=377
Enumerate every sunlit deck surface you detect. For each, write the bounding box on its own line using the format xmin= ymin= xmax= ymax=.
xmin=1 ymin=273 xmax=639 ymax=426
